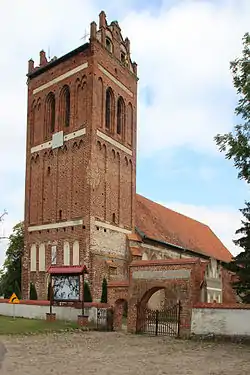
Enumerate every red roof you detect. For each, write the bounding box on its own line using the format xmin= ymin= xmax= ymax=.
xmin=135 ymin=194 xmax=232 ymax=263
xmin=47 ymin=265 xmax=88 ymax=275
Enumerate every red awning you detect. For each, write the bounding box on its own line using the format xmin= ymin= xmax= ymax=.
xmin=47 ymin=265 xmax=88 ymax=275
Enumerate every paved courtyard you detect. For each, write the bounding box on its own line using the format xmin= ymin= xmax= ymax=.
xmin=1 ymin=331 xmax=250 ymax=374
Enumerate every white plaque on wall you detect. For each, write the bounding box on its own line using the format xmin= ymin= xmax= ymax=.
xmin=52 ymin=131 xmax=64 ymax=149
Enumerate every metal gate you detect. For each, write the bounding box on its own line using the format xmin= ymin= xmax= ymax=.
xmin=96 ymin=308 xmax=114 ymax=331
xmin=137 ymin=301 xmax=181 ymax=337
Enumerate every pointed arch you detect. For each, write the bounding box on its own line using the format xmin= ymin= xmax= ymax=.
xmin=63 ymin=241 xmax=70 ymax=265
xmin=44 ymin=92 xmax=55 ymax=139
xmin=30 ymin=244 xmax=37 ymax=271
xmin=73 ymin=241 xmax=80 ymax=265
xmin=127 ymin=103 xmax=133 ymax=146
xmin=60 ymin=85 xmax=70 ymax=128
xmin=76 ymin=76 xmax=87 ymax=127
xmin=117 ymin=96 xmax=125 ymax=136
xmin=105 ymin=87 xmax=114 ymax=130
xmin=39 ymin=243 xmax=46 ymax=271
xmin=98 ymin=77 xmax=104 ymax=128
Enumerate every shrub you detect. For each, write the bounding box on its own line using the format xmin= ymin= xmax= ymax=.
xmin=100 ymin=278 xmax=108 ymax=303
xmin=84 ymin=281 xmax=92 ymax=302
xmin=29 ymin=282 xmax=38 ymax=300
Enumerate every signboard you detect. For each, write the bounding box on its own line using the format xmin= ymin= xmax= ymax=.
xmin=52 ymin=275 xmax=80 ymax=301
xmin=8 ymin=293 xmax=20 ymax=304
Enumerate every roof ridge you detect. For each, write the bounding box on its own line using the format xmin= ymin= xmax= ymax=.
xmin=136 ymin=193 xmax=210 ymax=228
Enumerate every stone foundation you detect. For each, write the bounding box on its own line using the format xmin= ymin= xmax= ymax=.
xmin=46 ymin=312 xmax=56 ymax=322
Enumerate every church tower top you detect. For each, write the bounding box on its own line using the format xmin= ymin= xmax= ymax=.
xmin=27 ymin=10 xmax=137 ymax=78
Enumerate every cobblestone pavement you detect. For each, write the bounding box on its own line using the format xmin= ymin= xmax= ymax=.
xmin=1 ymin=331 xmax=250 ymax=375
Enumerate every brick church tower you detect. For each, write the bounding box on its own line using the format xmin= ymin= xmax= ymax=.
xmin=22 ymin=11 xmax=138 ymax=300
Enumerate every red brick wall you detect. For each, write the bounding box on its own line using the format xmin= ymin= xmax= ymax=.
xmin=222 ymin=268 xmax=237 ymax=303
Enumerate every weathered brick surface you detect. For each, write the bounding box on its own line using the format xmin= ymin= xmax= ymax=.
xmin=22 ymin=13 xmax=137 ymax=300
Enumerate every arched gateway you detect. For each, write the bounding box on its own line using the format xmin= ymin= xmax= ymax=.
xmin=108 ymin=258 xmax=201 ymax=337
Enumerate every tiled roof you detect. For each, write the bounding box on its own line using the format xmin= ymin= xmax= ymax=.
xmin=130 ymin=246 xmax=142 ymax=257
xmin=47 ymin=265 xmax=88 ymax=274
xmin=135 ymin=194 xmax=232 ymax=262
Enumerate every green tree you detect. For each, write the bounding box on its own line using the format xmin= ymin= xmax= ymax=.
xmin=100 ymin=278 xmax=108 ymax=303
xmin=214 ymin=32 xmax=250 ymax=183
xmin=29 ymin=282 xmax=38 ymax=300
xmin=223 ymin=202 xmax=250 ymax=303
xmin=215 ymin=33 xmax=250 ymax=302
xmin=84 ymin=281 xmax=92 ymax=302
xmin=0 ymin=222 xmax=24 ymax=299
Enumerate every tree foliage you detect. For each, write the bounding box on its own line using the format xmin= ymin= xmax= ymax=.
xmin=0 ymin=222 xmax=24 ymax=299
xmin=223 ymin=202 xmax=250 ymax=303
xmin=214 ymin=32 xmax=250 ymax=183
xmin=100 ymin=278 xmax=108 ymax=303
xmin=215 ymin=33 xmax=250 ymax=302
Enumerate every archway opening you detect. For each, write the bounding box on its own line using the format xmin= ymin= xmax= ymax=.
xmin=114 ymin=298 xmax=128 ymax=331
xmin=136 ymin=286 xmax=179 ymax=335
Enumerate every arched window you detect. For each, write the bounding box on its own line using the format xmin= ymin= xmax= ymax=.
xmin=30 ymin=244 xmax=37 ymax=271
xmin=73 ymin=241 xmax=80 ymax=265
xmin=106 ymin=37 xmax=112 ymax=53
xmin=105 ymin=88 xmax=113 ymax=130
xmin=60 ymin=85 xmax=70 ymax=127
xmin=39 ymin=243 xmax=45 ymax=271
xmin=63 ymin=241 xmax=70 ymax=266
xmin=127 ymin=103 xmax=133 ymax=145
xmin=45 ymin=92 xmax=55 ymax=138
xmin=117 ymin=96 xmax=125 ymax=135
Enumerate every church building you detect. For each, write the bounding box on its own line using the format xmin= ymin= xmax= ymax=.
xmin=22 ymin=11 xmax=235 ymax=306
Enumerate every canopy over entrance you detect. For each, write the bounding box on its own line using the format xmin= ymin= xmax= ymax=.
xmin=47 ymin=265 xmax=88 ymax=275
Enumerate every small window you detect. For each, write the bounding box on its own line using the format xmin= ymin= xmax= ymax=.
xmin=112 ymin=213 xmax=116 ymax=223
xmin=121 ymin=52 xmax=126 ymax=64
xmin=106 ymin=38 xmax=112 ymax=52
xmin=59 ymin=210 xmax=62 ymax=220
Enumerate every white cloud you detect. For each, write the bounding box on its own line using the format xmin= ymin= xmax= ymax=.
xmin=120 ymin=0 xmax=250 ymax=156
xmin=159 ymin=201 xmax=243 ymax=257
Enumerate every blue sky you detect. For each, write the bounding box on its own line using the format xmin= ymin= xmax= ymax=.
xmin=0 ymin=0 xmax=249 ymax=265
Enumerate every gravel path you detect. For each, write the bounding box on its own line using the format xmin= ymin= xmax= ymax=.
xmin=1 ymin=331 xmax=250 ymax=374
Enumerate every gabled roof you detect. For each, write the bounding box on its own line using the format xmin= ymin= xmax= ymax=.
xmin=135 ymin=194 xmax=232 ymax=263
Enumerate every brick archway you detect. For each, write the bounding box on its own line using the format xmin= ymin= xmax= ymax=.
xmin=135 ymin=285 xmax=181 ymax=335
xmin=108 ymin=259 xmax=202 ymax=337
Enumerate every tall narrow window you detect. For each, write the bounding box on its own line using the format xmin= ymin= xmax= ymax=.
xmin=105 ymin=88 xmax=113 ymax=130
xmin=63 ymin=241 xmax=70 ymax=266
xmin=51 ymin=245 xmax=57 ymax=265
xmin=127 ymin=103 xmax=133 ymax=145
xmin=39 ymin=243 xmax=45 ymax=271
xmin=60 ymin=85 xmax=70 ymax=128
xmin=30 ymin=244 xmax=37 ymax=271
xmin=117 ymin=96 xmax=125 ymax=135
xmin=45 ymin=92 xmax=55 ymax=138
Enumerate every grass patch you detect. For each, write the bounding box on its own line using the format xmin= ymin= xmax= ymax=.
xmin=0 ymin=315 xmax=82 ymax=335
